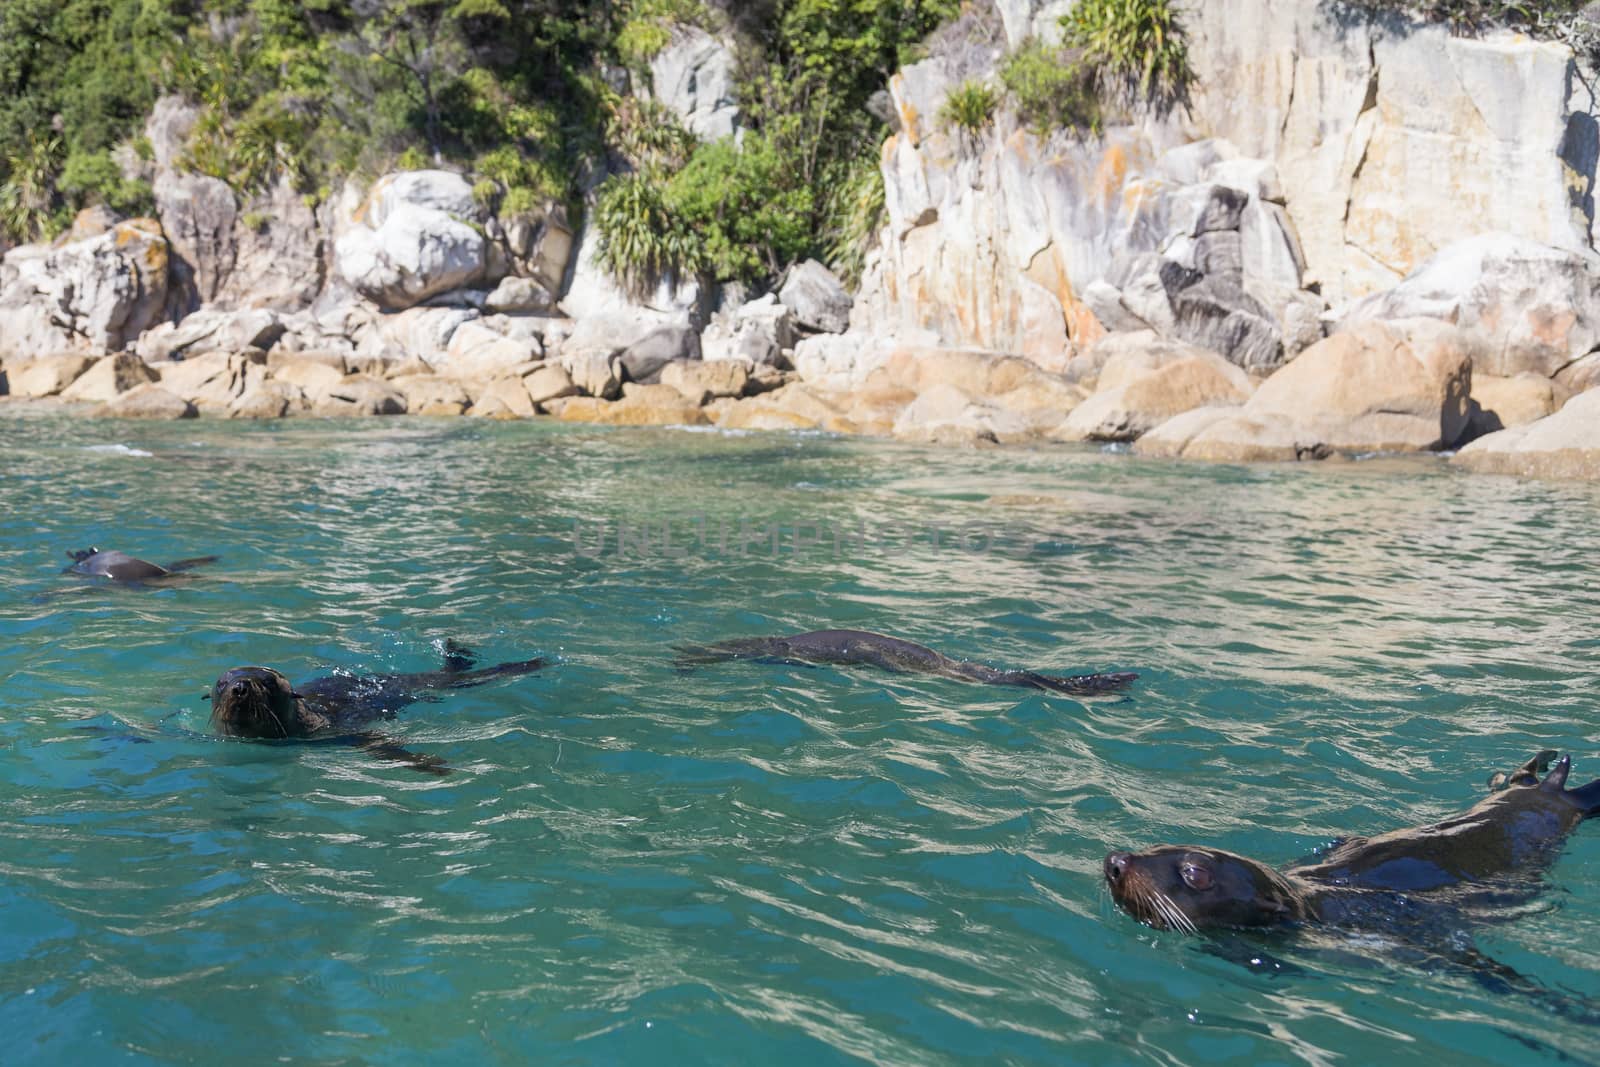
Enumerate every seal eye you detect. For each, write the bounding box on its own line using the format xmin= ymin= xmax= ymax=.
xmin=1180 ymin=860 xmax=1213 ymax=891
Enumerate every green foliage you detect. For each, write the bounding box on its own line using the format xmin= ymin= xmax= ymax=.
xmin=1061 ymin=0 xmax=1192 ymax=110
xmin=999 ymin=39 xmax=1102 ymax=135
xmin=1350 ymin=1 xmax=1598 ymax=58
xmin=616 ymin=0 xmax=711 ymax=67
xmin=57 ymin=149 xmax=154 ymax=218
xmin=669 ymin=135 xmax=815 ymax=282
xmin=0 ymin=131 xmax=63 ymax=242
xmin=593 ymin=169 xmax=704 ymax=294
xmin=939 ymin=80 xmax=998 ymax=137
xmin=823 ymin=151 xmax=886 ymax=289
xmin=1 ymin=0 xmax=976 ymax=294
xmin=606 ymin=97 xmax=698 ymax=172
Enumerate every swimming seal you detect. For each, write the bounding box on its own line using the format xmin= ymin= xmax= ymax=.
xmin=64 ymin=547 xmax=218 ymax=581
xmin=208 ymin=641 xmax=543 ymax=773
xmin=674 ymin=629 xmax=1136 ymax=695
xmin=1104 ymin=752 xmax=1600 ymax=936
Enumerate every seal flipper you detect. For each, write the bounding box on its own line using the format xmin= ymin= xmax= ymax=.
xmin=1203 ymin=935 xmax=1307 ymax=978
xmin=1017 ymin=670 xmax=1139 ymax=695
xmin=161 ymin=555 xmax=219 ymax=573
xmin=334 ymin=732 xmax=452 ymax=776
xmin=1488 ymin=750 xmax=1557 ymax=790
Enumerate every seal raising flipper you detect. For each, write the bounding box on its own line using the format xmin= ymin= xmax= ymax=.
xmin=63 ymin=547 xmax=220 ymax=582
xmin=207 ymin=643 xmax=544 ymax=774
xmin=674 ymin=629 xmax=1137 ymax=696
xmin=1105 ymin=753 xmax=1600 ymax=936
xmin=1105 ymin=754 xmax=1600 ymax=1016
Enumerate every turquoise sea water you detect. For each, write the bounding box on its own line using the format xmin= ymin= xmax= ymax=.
xmin=2 ymin=412 xmax=1599 ymax=1065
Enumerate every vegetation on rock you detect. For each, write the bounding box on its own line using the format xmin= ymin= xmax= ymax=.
xmin=1352 ymin=1 xmax=1599 ymax=57
xmin=1061 ymin=0 xmax=1193 ymax=111
xmin=940 ymin=80 xmax=999 ymax=137
xmin=999 ymin=39 xmax=1102 ymax=136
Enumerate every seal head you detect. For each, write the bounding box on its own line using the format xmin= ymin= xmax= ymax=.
xmin=210 ymin=667 xmax=325 ymax=739
xmin=1104 ymin=846 xmax=1311 ymax=933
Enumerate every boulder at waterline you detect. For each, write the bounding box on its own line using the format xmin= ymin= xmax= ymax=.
xmin=60 ymin=354 xmax=161 ymax=404
xmin=229 ymin=379 xmax=310 ymax=419
xmin=1055 ymin=340 xmax=1252 ymax=442
xmin=93 ymin=385 xmax=197 ymax=419
xmin=7 ymin=355 xmax=98 ymax=398
xmin=1147 ymin=319 xmax=1475 ymax=461
xmin=308 ymin=375 xmax=407 ymax=416
xmin=1339 ymin=234 xmax=1600 ymax=378
xmin=1466 ymin=374 xmax=1568 ymax=437
xmin=1455 ymin=390 xmax=1600 ymax=479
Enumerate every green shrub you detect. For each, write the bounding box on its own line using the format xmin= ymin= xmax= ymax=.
xmin=999 ymin=39 xmax=1102 ymax=135
xmin=667 ymin=134 xmax=815 ymax=282
xmin=606 ymin=96 xmax=699 ymax=171
xmin=593 ymin=169 xmax=704 ymax=294
xmin=1061 ymin=0 xmax=1192 ymax=110
xmin=397 ymin=146 xmax=431 ymax=171
xmin=824 ymin=151 xmax=887 ymax=289
xmin=57 ymin=149 xmax=153 ymax=218
xmin=939 ymin=80 xmax=998 ymax=137
xmin=0 ymin=132 xmax=63 ymax=242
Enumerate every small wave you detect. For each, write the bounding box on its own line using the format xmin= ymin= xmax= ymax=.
xmin=83 ymin=444 xmax=154 ymax=457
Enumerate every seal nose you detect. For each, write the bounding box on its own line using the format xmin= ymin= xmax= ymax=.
xmin=231 ymin=681 xmax=249 ymax=696
xmin=1105 ymin=852 xmax=1130 ymax=883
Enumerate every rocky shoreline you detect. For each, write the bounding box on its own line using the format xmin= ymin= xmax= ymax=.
xmin=5 ymin=0 xmax=1600 ymax=480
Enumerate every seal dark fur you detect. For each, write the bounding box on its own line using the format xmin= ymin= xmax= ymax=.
xmin=64 ymin=547 xmax=218 ymax=582
xmin=208 ymin=641 xmax=543 ymax=773
xmin=1105 ymin=752 xmax=1600 ymax=936
xmin=674 ymin=629 xmax=1136 ymax=695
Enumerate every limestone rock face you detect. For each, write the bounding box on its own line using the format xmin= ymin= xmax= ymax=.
xmin=335 ymin=172 xmax=485 ymax=310
xmin=648 ymin=27 xmax=740 ymax=141
xmin=1455 ymin=389 xmax=1600 ymax=478
xmin=222 ymin=179 xmax=326 ymax=310
xmin=870 ymin=117 xmax=1321 ymax=372
xmin=779 ymin=260 xmax=853 ymax=334
xmin=1338 ymin=234 xmax=1600 ymax=378
xmin=155 ymin=172 xmax=237 ymax=311
xmin=1182 ymin=2 xmax=1597 ymax=305
xmin=0 ymin=220 xmax=170 ymax=357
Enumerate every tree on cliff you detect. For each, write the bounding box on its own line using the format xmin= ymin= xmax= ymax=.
xmin=345 ymin=0 xmax=510 ymax=163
